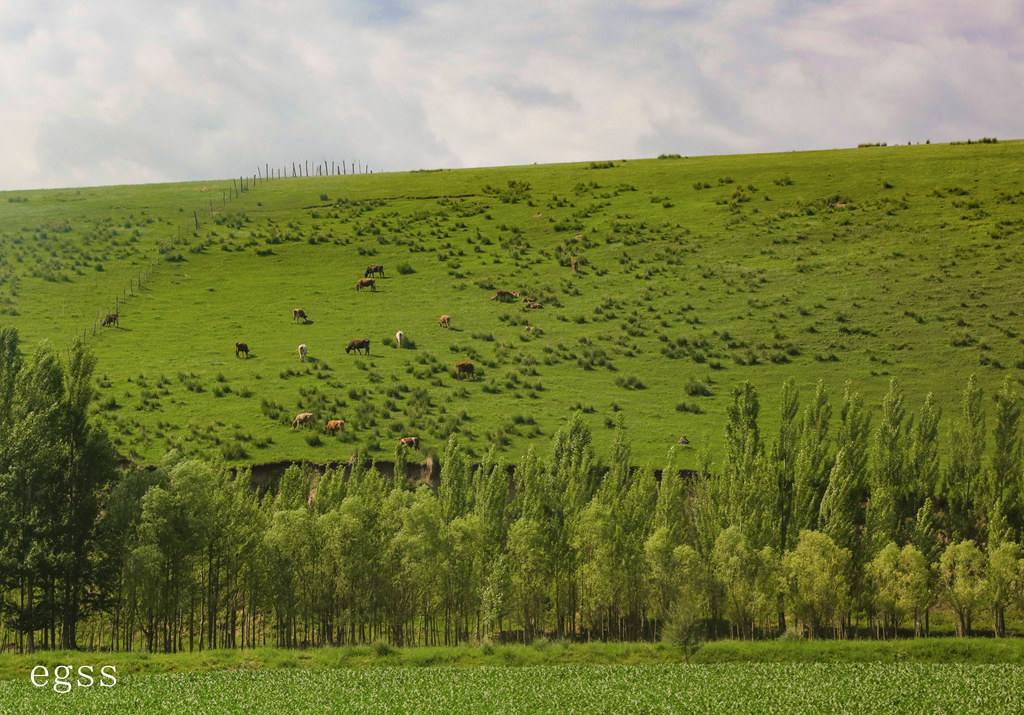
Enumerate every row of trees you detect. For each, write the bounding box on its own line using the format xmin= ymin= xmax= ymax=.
xmin=1 ymin=325 xmax=1023 ymax=651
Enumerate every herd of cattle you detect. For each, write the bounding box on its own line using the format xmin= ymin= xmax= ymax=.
xmin=101 ymin=259 xmax=589 ymax=453
xmin=224 ymin=263 xmax=514 ymax=452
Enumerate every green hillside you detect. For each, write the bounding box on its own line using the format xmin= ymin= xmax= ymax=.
xmin=1 ymin=141 xmax=1022 ymax=467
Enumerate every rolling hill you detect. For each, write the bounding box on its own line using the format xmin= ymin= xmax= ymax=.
xmin=1 ymin=140 xmax=1021 ymax=467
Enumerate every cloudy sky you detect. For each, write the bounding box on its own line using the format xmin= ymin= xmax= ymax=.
xmin=1 ymin=0 xmax=1021 ymax=191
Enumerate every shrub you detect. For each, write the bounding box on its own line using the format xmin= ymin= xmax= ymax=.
xmin=685 ymin=379 xmax=712 ymax=397
xmin=221 ymin=442 xmax=248 ymax=460
xmin=397 ymin=262 xmax=415 ymax=274
xmin=614 ymin=374 xmax=645 ymax=390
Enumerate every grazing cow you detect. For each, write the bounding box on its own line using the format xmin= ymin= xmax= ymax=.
xmin=325 ymin=419 xmax=345 ymax=435
xmin=364 ymin=264 xmax=385 ymax=278
xmin=571 ymin=259 xmax=579 ymax=275
xmin=235 ymin=342 xmax=249 ymax=358
xmin=439 ymin=314 xmax=451 ymax=329
xmin=292 ymin=308 xmax=308 ymax=323
xmin=678 ymin=435 xmax=691 ymax=445
xmin=356 ymin=277 xmax=376 ymax=291
xmin=292 ymin=412 xmax=314 ymax=429
xmin=490 ymin=290 xmax=517 ymax=302
xmin=102 ymin=313 xmax=119 ymax=327
xmin=396 ymin=330 xmax=404 ymax=348
xmin=398 ymin=436 xmax=420 ymax=450
xmin=346 ymin=339 xmax=370 ymax=355
xmin=455 ymin=361 xmax=475 ymax=379
xmin=294 ymin=343 xmax=308 ymax=361
xmin=527 ymin=302 xmax=543 ymax=309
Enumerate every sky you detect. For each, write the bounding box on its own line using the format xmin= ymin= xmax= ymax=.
xmin=0 ymin=0 xmax=1021 ymax=191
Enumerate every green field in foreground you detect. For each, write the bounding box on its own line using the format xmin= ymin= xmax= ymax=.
xmin=1 ymin=141 xmax=1022 ymax=466
xmin=3 ymin=663 xmax=1023 ymax=714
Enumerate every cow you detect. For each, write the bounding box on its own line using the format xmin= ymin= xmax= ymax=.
xmin=524 ymin=326 xmax=544 ymax=335
xmin=455 ymin=361 xmax=475 ymax=379
xmin=364 ymin=264 xmax=385 ymax=278
xmin=439 ymin=314 xmax=451 ymax=329
xmin=398 ymin=436 xmax=420 ymax=450
xmin=102 ymin=313 xmax=119 ymax=327
xmin=356 ymin=277 xmax=376 ymax=291
xmin=346 ymin=339 xmax=370 ymax=355
xmin=527 ymin=302 xmax=543 ymax=309
xmin=292 ymin=308 xmax=308 ymax=323
xmin=294 ymin=343 xmax=308 ymax=361
xmin=571 ymin=259 xmax=579 ymax=275
xmin=396 ymin=331 xmax=404 ymax=348
xmin=490 ymin=290 xmax=518 ymax=302
xmin=292 ymin=412 xmax=314 ymax=429
xmin=678 ymin=435 xmax=691 ymax=445
xmin=325 ymin=419 xmax=345 ymax=435
xmin=235 ymin=342 xmax=249 ymax=358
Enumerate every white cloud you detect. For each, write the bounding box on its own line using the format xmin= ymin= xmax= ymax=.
xmin=0 ymin=0 xmax=1020 ymax=190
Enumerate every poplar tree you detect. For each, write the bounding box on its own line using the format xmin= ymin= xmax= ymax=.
xmin=936 ymin=540 xmax=987 ymax=637
xmin=867 ymin=379 xmax=905 ymax=551
xmin=791 ymin=381 xmax=832 ymax=535
xmin=989 ymin=378 xmax=1022 ymax=538
xmin=946 ymin=376 xmax=986 ymax=541
xmin=768 ymin=378 xmax=800 ymax=553
xmin=908 ymin=393 xmax=941 ymax=507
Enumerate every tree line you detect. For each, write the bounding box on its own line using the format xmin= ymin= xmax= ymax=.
xmin=1 ymin=325 xmax=1023 ymax=652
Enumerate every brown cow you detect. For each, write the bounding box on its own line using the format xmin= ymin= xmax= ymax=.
xmin=356 ymin=278 xmax=376 ymax=291
xmin=292 ymin=308 xmax=308 ymax=323
xmin=235 ymin=342 xmax=249 ymax=358
xmin=325 ymin=419 xmax=345 ymax=435
xmin=439 ymin=314 xmax=451 ymax=329
xmin=292 ymin=412 xmax=314 ymax=429
xmin=526 ymin=302 xmax=543 ymax=309
xmin=490 ymin=290 xmax=517 ymax=302
xmin=455 ymin=361 xmax=475 ymax=379
xmin=346 ymin=339 xmax=370 ymax=355
xmin=398 ymin=436 xmax=420 ymax=450
xmin=571 ymin=259 xmax=579 ymax=275
xmin=102 ymin=313 xmax=119 ymax=327
xmin=364 ymin=264 xmax=385 ymax=278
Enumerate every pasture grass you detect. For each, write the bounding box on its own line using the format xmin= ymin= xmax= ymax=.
xmin=1 ymin=141 xmax=1023 ymax=467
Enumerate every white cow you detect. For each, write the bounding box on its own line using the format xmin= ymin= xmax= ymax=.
xmin=294 ymin=343 xmax=308 ymax=361
xmin=396 ymin=330 xmax=404 ymax=348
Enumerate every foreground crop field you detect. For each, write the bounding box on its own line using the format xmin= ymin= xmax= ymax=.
xmin=1 ymin=141 xmax=1022 ymax=466
xmin=4 ymin=663 xmax=1024 ymax=714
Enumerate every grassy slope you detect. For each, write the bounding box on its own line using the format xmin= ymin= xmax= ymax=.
xmin=1 ymin=142 xmax=1022 ymax=467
